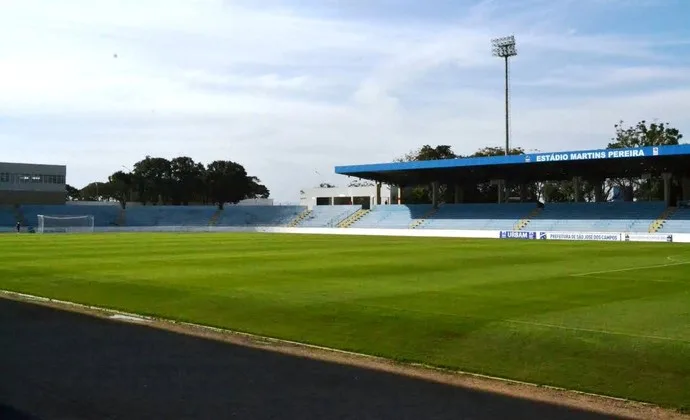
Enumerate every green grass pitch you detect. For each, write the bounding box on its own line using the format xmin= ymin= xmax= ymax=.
xmin=1 ymin=233 xmax=689 ymax=410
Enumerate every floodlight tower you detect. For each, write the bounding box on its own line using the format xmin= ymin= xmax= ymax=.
xmin=492 ymin=35 xmax=517 ymax=156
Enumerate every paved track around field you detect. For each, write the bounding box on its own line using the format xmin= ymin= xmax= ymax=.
xmin=0 ymin=298 xmax=625 ymax=420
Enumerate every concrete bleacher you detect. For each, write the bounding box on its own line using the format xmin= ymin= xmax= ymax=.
xmin=21 ymin=204 xmax=120 ymax=227
xmin=125 ymin=206 xmax=216 ymax=227
xmin=0 ymin=206 xmax=17 ymax=231
xmin=525 ymin=201 xmax=665 ymax=233
xmin=341 ymin=202 xmax=670 ymax=233
xmin=297 ymin=205 xmax=361 ymax=227
xmin=5 ymin=202 xmax=690 ymax=234
xmin=349 ymin=205 xmax=433 ymax=229
xmin=658 ymin=207 xmax=690 ymax=233
xmin=4 ymin=204 xmax=306 ymax=229
xmin=419 ymin=203 xmax=536 ymax=231
xmin=216 ymin=205 xmax=305 ymax=227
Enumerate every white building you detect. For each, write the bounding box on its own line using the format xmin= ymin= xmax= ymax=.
xmin=299 ymin=184 xmax=398 ymax=209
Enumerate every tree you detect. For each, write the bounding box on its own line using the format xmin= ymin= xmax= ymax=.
xmin=393 ymin=118 xmax=685 ymax=204
xmin=170 ymin=157 xmax=206 ymax=205
xmin=80 ymin=182 xmax=111 ymax=201
xmin=132 ymin=156 xmax=172 ymax=205
xmin=247 ymin=176 xmax=270 ymax=199
xmin=395 ymin=145 xmax=543 ymax=204
xmin=80 ymin=155 xmax=270 ymax=209
xmin=397 ymin=145 xmax=459 ymax=204
xmin=466 ymin=146 xmax=535 ymax=203
xmin=607 ymin=120 xmax=683 ymax=201
xmin=471 ymin=146 xmax=524 ymax=157
xmin=108 ymin=171 xmax=133 ymax=209
xmin=608 ymin=120 xmax=682 ymax=149
xmin=206 ymin=160 xmax=251 ymax=210
xmin=65 ymin=184 xmax=81 ymax=201
xmin=396 ymin=145 xmax=456 ymax=162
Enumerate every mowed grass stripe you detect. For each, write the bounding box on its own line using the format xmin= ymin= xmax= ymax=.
xmin=1 ymin=233 xmax=689 ymax=410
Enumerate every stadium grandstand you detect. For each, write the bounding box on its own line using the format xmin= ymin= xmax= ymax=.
xmin=2 ymin=144 xmax=690 ymax=235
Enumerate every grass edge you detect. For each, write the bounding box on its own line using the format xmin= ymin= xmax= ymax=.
xmin=1 ymin=289 xmax=687 ymax=420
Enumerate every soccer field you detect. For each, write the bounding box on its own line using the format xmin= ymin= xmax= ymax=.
xmin=1 ymin=233 xmax=689 ymax=410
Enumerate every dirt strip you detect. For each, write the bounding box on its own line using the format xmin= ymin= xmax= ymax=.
xmin=1 ymin=290 xmax=687 ymax=420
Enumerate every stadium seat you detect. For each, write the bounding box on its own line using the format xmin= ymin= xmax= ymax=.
xmin=296 ymin=205 xmax=361 ymax=227
xmin=419 ymin=203 xmax=536 ymax=231
xmin=125 ymin=206 xmax=216 ymax=227
xmin=215 ymin=206 xmax=306 ymax=227
xmin=348 ymin=205 xmax=433 ymax=229
xmin=0 ymin=206 xmax=17 ymax=231
xmin=20 ymin=204 xmax=120 ymax=227
xmin=657 ymin=207 xmax=690 ymax=233
xmin=525 ymin=202 xmax=665 ymax=233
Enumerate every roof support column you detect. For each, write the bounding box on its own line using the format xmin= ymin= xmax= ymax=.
xmin=573 ymin=176 xmax=581 ymax=202
xmin=682 ymin=176 xmax=690 ymax=202
xmin=376 ymin=182 xmax=382 ymax=206
xmin=662 ymin=173 xmax=672 ymax=207
xmin=497 ymin=180 xmax=505 ymax=204
xmin=454 ymin=184 xmax=463 ymax=204
xmin=519 ymin=183 xmax=527 ymax=202
xmin=398 ymin=186 xmax=402 ymax=205
xmin=431 ymin=182 xmax=439 ymax=209
xmin=594 ymin=182 xmax=604 ymax=203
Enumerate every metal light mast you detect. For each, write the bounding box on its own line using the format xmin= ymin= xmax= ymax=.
xmin=491 ymin=35 xmax=517 ymax=156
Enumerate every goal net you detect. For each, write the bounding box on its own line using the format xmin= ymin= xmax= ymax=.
xmin=37 ymin=215 xmax=95 ymax=234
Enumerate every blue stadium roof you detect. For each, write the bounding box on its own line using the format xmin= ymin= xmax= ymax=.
xmin=335 ymin=144 xmax=690 ymax=185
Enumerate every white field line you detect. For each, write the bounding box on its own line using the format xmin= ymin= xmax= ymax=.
xmin=505 ymin=319 xmax=690 ymax=344
xmin=355 ymin=303 xmax=690 ymax=345
xmin=576 ymin=275 xmax=681 ymax=284
xmin=570 ymin=260 xmax=690 ymax=278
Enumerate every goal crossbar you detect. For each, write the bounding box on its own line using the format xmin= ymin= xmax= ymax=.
xmin=37 ymin=214 xmax=95 ymax=234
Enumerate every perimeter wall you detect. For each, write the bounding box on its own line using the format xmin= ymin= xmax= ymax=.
xmin=7 ymin=226 xmax=684 ymax=243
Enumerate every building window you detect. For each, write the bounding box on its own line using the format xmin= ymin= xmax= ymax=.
xmin=1 ymin=172 xmax=64 ymax=184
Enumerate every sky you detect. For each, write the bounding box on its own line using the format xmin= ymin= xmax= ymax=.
xmin=1 ymin=0 xmax=689 ymax=202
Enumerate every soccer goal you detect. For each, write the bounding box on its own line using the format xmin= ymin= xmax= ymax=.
xmin=37 ymin=215 xmax=95 ymax=234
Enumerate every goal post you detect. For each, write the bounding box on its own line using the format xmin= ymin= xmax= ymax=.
xmin=37 ymin=215 xmax=95 ymax=234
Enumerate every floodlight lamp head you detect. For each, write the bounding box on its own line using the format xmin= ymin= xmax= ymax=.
xmin=492 ymin=35 xmax=517 ymax=58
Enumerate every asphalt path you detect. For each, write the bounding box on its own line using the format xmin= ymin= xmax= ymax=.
xmin=0 ymin=298 xmax=624 ymax=420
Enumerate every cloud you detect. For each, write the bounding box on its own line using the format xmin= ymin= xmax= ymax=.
xmin=517 ymin=65 xmax=690 ymax=89
xmin=0 ymin=0 xmax=689 ymax=201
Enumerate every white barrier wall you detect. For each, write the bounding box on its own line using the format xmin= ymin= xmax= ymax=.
xmin=671 ymin=234 xmax=690 ymax=243
xmin=278 ymin=228 xmax=685 ymax=243
xmin=276 ymin=227 xmax=499 ymax=239
xmin=80 ymin=226 xmax=690 ymax=243
xmin=317 ymin=228 xmax=686 ymax=243
xmin=89 ymin=226 xmax=499 ymax=238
